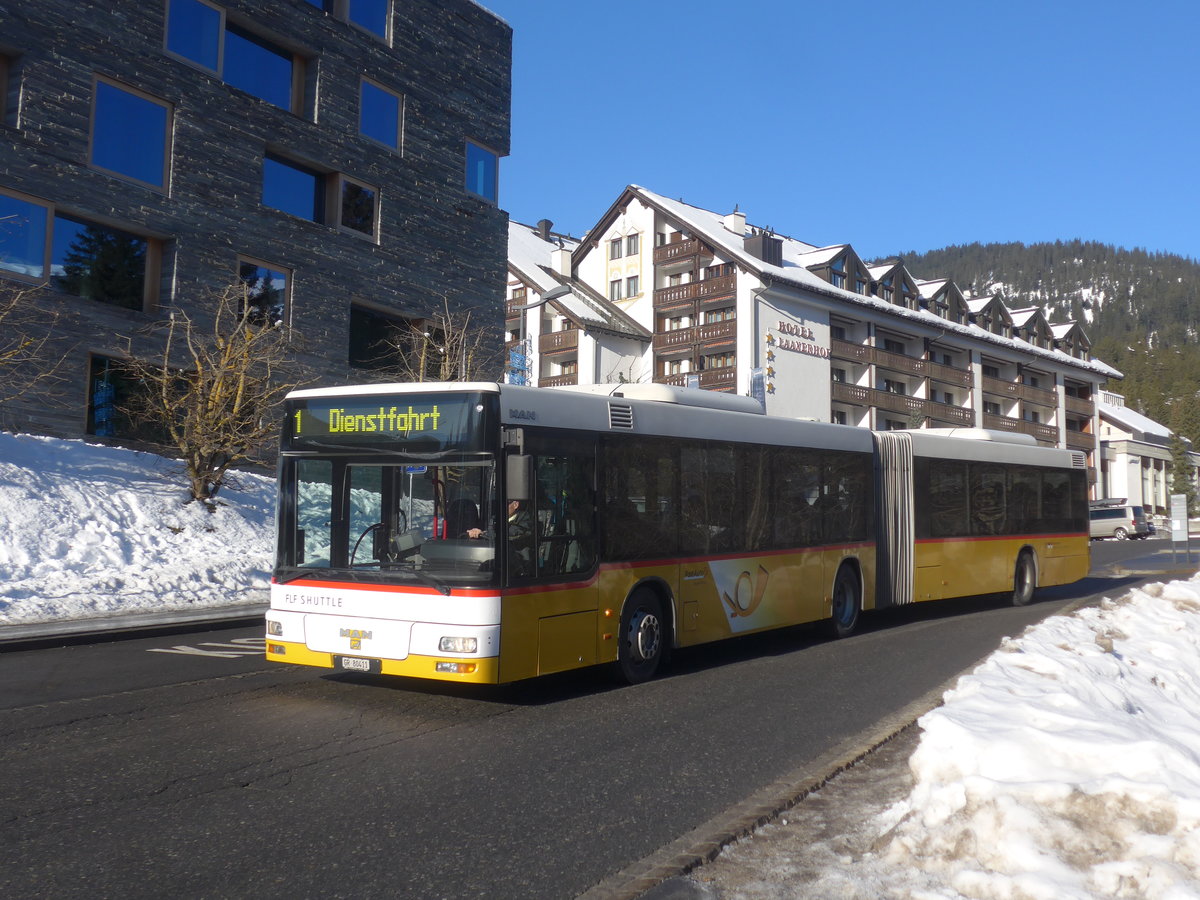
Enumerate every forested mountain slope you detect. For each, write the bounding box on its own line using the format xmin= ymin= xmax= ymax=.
xmin=895 ymin=241 xmax=1200 ymax=444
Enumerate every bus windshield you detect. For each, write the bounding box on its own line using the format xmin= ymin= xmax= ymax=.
xmin=278 ymin=459 xmax=498 ymax=590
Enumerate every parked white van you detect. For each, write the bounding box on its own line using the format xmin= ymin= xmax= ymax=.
xmin=1088 ymin=502 xmax=1150 ymax=540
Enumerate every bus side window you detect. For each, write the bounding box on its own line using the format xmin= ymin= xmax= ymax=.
xmin=531 ymin=450 xmax=596 ymax=578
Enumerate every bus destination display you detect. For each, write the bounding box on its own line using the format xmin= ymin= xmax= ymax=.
xmin=287 ymin=393 xmax=489 ymax=451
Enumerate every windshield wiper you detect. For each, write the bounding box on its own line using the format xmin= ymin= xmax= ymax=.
xmin=390 ymin=563 xmax=452 ymax=596
xmin=276 ymin=567 xmax=326 ymax=585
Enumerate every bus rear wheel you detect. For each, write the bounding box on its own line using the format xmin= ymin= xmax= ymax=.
xmin=616 ymin=590 xmax=666 ymax=684
xmin=825 ymin=564 xmax=861 ymax=639
xmin=1012 ymin=551 xmax=1036 ymax=606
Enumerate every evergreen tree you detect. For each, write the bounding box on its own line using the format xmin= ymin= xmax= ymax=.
xmin=1169 ymin=432 xmax=1197 ymax=517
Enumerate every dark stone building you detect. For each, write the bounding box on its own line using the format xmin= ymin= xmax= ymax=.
xmin=0 ymin=0 xmax=510 ymax=437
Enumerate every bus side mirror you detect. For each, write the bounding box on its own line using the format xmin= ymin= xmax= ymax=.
xmin=507 ymin=453 xmax=532 ymax=501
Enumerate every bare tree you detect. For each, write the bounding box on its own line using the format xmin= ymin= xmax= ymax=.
xmin=121 ymin=282 xmax=303 ymax=505
xmin=0 ymin=279 xmax=68 ymax=420
xmin=383 ymin=296 xmax=504 ymax=382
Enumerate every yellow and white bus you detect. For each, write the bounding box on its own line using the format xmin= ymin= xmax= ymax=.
xmin=265 ymin=381 xmax=1089 ymax=684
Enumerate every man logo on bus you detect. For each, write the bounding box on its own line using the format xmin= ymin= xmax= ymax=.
xmin=722 ymin=565 xmax=769 ymax=619
xmin=340 ymin=628 xmax=373 ymax=650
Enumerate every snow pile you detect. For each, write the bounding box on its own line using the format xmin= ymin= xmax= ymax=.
xmin=880 ymin=579 xmax=1200 ymax=899
xmin=0 ymin=432 xmax=274 ymax=624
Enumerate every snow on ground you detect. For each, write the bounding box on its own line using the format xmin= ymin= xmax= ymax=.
xmin=0 ymin=432 xmax=273 ymax=624
xmin=697 ymin=577 xmax=1200 ymax=899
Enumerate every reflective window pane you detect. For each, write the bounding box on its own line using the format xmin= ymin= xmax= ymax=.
xmin=224 ymin=25 xmax=293 ymax=110
xmin=360 ymin=80 xmax=400 ymax=149
xmin=465 ymin=141 xmax=497 ymax=203
xmin=0 ymin=193 xmax=49 ymax=278
xmin=92 ymin=81 xmax=169 ymax=188
xmin=340 ymin=180 xmax=377 ymax=237
xmin=166 ymin=0 xmax=221 ymax=71
xmin=239 ymin=260 xmax=289 ymax=327
xmin=51 ymin=215 xmax=147 ymax=310
xmin=263 ymin=155 xmax=321 ymax=221
xmin=349 ymin=0 xmax=389 ymax=38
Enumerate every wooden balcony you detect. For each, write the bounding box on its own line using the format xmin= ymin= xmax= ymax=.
xmin=925 ymin=358 xmax=973 ymax=389
xmin=1064 ymin=394 xmax=1095 ymax=417
xmin=698 ymin=368 xmax=736 ymax=390
xmin=538 ymin=329 xmax=579 ymax=355
xmin=653 ymin=274 xmax=736 ymax=309
xmin=983 ymin=413 xmax=1059 ymax=444
xmin=1065 ymin=430 xmax=1096 ymax=452
xmin=653 ymin=370 xmax=736 ymax=391
xmin=829 ymin=383 xmax=973 ymax=425
xmin=829 ymin=340 xmax=971 ymax=387
xmin=982 ymin=375 xmax=1057 ymax=406
xmin=697 ymin=319 xmax=736 ymax=345
xmin=830 ymin=339 xmax=870 ymax=364
xmin=652 ymin=327 xmax=696 ymax=354
xmin=538 ymin=373 xmax=578 ymax=388
xmin=653 ymin=237 xmax=713 ymax=266
xmin=505 ymin=297 xmax=526 ymax=318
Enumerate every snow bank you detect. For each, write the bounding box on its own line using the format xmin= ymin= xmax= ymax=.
xmin=0 ymin=432 xmax=274 ymax=624
xmin=880 ymin=578 xmax=1200 ymax=899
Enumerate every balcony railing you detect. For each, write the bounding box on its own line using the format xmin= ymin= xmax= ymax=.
xmin=1065 ymin=430 xmax=1095 ymax=452
xmin=654 ymin=369 xmax=736 ymax=391
xmin=982 ymin=376 xmax=1057 ymax=406
xmin=1064 ymin=395 xmax=1095 ymax=416
xmin=653 ymin=237 xmax=713 ymax=266
xmin=652 ymin=327 xmax=696 ymax=354
xmin=983 ymin=413 xmax=1059 ymax=444
xmin=697 ymin=319 xmax=736 ymax=344
xmin=538 ymin=373 xmax=578 ymax=388
xmin=829 ymin=383 xmax=974 ymax=426
xmin=829 ymin=340 xmax=971 ymax=387
xmin=830 ymin=339 xmax=870 ymax=364
xmin=538 ymin=329 xmax=579 ymax=354
xmin=653 ymin=274 xmax=736 ymax=309
xmin=505 ymin=297 xmax=526 ymax=318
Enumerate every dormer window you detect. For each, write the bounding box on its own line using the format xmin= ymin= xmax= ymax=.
xmin=880 ymin=275 xmax=893 ymax=303
xmin=830 ymin=257 xmax=846 ymax=289
xmin=855 ymin=277 xmax=867 ymax=295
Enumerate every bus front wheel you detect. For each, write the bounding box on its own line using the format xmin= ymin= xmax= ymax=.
xmin=825 ymin=564 xmax=861 ymax=639
xmin=1012 ymin=551 xmax=1036 ymax=606
xmin=616 ymin=590 xmax=666 ymax=684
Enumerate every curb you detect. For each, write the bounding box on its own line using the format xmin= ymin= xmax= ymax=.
xmin=0 ymin=603 xmax=267 ymax=647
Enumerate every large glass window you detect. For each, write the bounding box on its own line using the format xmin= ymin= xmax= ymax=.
xmin=263 ymin=154 xmax=322 ymax=222
xmin=465 ymin=141 xmax=498 ymax=203
xmin=359 ymin=79 xmax=403 ymax=150
xmin=338 ymin=176 xmax=379 ymax=239
xmin=347 ymin=305 xmax=407 ymax=369
xmin=52 ymin=215 xmax=149 ymax=311
xmin=165 ymin=0 xmax=222 ymax=71
xmin=349 ymin=0 xmax=390 ymax=38
xmin=91 ymin=80 xmax=171 ymax=189
xmin=224 ymin=24 xmax=294 ymax=111
xmin=238 ymin=258 xmax=290 ymax=327
xmin=0 ymin=191 xmax=50 ymax=279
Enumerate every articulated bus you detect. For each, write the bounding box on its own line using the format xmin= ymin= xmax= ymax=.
xmin=265 ymin=381 xmax=1090 ymax=684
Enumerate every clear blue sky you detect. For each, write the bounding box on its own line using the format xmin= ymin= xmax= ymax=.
xmin=482 ymin=0 xmax=1200 ymax=262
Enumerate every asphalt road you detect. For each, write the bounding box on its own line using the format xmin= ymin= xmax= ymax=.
xmin=0 ymin=538 xmax=1188 ymax=899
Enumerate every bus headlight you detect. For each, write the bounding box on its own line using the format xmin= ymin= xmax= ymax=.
xmin=438 ymin=636 xmax=477 ymax=653
xmin=266 ymin=619 xmax=284 ymax=636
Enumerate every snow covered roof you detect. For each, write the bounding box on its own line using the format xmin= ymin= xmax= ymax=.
xmin=507 ymin=221 xmax=649 ymax=340
xmin=916 ymin=278 xmax=950 ymax=298
xmin=1098 ymin=395 xmax=1173 ymax=440
xmin=623 ymin=185 xmax=1121 ymax=379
